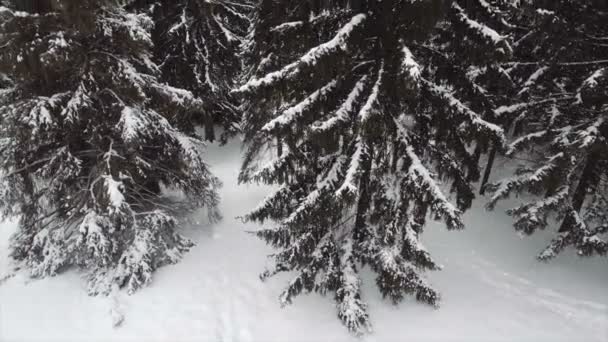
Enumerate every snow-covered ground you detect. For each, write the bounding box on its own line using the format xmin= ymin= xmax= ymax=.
xmin=1 ymin=139 xmax=607 ymax=342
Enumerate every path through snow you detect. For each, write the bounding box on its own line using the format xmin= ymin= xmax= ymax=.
xmin=0 ymin=139 xmax=606 ymax=342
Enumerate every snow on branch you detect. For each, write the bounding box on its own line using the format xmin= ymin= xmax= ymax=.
xmin=311 ymin=75 xmax=368 ymax=133
xmin=423 ymin=80 xmax=505 ymax=142
xmin=373 ymin=238 xmax=440 ymax=305
xmin=236 ymin=14 xmax=366 ymax=93
xmin=152 ymin=83 xmax=204 ymax=109
xmin=486 ymin=153 xmax=566 ymax=210
xmin=118 ymin=106 xmax=177 ymax=145
xmin=577 ymin=117 xmax=605 ymax=148
xmin=114 ymin=58 xmax=150 ymax=99
xmin=336 ymin=241 xmax=371 ymax=335
xmin=101 ymin=12 xmax=153 ymax=46
xmin=20 ymin=93 xmax=70 ymax=134
xmin=577 ymin=67 xmax=607 ymax=103
xmin=79 ymin=212 xmax=113 ymax=267
xmin=517 ymin=66 xmax=548 ymax=96
xmin=508 ymin=186 xmax=570 ymax=235
xmin=359 ymin=65 xmax=384 ymax=124
xmin=103 ymin=175 xmax=127 ymax=215
xmin=506 ymin=130 xmax=548 ymax=156
xmin=581 ymin=67 xmax=606 ymax=89
xmin=274 ymin=233 xmax=336 ymax=306
xmin=119 ymin=106 xmax=148 ymax=142
xmin=477 ymin=0 xmax=505 ymax=14
xmin=402 ymin=217 xmax=439 ymax=270
xmin=270 ymin=21 xmax=304 ymax=33
xmin=247 ymin=185 xmax=292 ymax=223
xmin=405 ymin=146 xmax=463 ymax=230
xmin=400 ymin=45 xmax=421 ymax=82
xmin=213 ymin=13 xmax=240 ymax=43
xmin=113 ymin=211 xmax=191 ymax=295
xmin=452 ymin=2 xmax=512 ymax=53
xmin=262 ymin=80 xmax=337 ymax=132
xmin=336 ymin=137 xmax=367 ymax=198
xmin=248 ymin=145 xmax=293 ymax=183
xmin=27 ymin=228 xmax=70 ymax=277
xmin=168 ymin=7 xmax=188 ymax=36
xmin=285 ymin=156 xmax=346 ymax=224
xmin=0 ymin=5 xmax=38 ymax=18
xmin=172 ymin=132 xmax=206 ymax=167
xmin=494 ymin=101 xmax=535 ymax=117
xmin=536 ymin=210 xmax=606 ymax=261
xmin=61 ymin=84 xmax=91 ymax=123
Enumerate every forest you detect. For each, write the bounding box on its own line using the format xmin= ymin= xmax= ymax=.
xmin=0 ymin=0 xmax=606 ymax=340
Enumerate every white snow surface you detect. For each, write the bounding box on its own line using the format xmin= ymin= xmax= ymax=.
xmin=1 ymin=139 xmax=607 ymax=342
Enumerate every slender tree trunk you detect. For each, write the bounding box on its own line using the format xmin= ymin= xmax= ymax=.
xmin=354 ymin=143 xmax=373 ymax=243
xmin=558 ymin=152 xmax=598 ymax=232
xmin=391 ymin=135 xmax=399 ymax=173
xmin=471 ymin=141 xmax=483 ymax=180
xmin=276 ymin=133 xmax=283 ymax=158
xmin=479 ymin=144 xmax=497 ymax=195
xmin=204 ymin=122 xmax=215 ymax=142
xmin=276 ymin=133 xmax=285 ymax=184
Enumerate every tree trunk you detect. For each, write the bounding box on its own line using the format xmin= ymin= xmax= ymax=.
xmin=471 ymin=141 xmax=483 ymax=180
xmin=204 ymin=123 xmax=215 ymax=142
xmin=558 ymin=152 xmax=598 ymax=232
xmin=391 ymin=135 xmax=399 ymax=173
xmin=479 ymin=144 xmax=497 ymax=195
xmin=276 ymin=133 xmax=284 ymax=184
xmin=354 ymin=143 xmax=373 ymax=243
xmin=276 ymin=133 xmax=283 ymax=157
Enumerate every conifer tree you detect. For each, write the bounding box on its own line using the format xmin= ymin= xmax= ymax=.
xmin=142 ymin=0 xmax=251 ymax=142
xmin=487 ymin=0 xmax=608 ymax=260
xmin=0 ymin=0 xmax=220 ymax=294
xmin=237 ymin=0 xmax=507 ymax=333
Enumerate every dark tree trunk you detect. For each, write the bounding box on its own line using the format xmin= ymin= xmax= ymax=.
xmin=276 ymin=133 xmax=283 ymax=158
xmin=479 ymin=144 xmax=497 ymax=195
xmin=558 ymin=151 xmax=598 ymax=232
xmin=276 ymin=133 xmax=284 ymax=184
xmin=204 ymin=123 xmax=215 ymax=142
xmin=353 ymin=143 xmax=373 ymax=243
xmin=471 ymin=141 xmax=483 ymax=180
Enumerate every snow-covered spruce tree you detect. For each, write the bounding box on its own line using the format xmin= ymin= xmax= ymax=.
xmin=486 ymin=0 xmax=608 ymax=260
xmin=236 ymin=0 xmax=506 ymax=333
xmin=131 ymin=0 xmax=251 ymax=142
xmin=0 ymin=0 xmax=220 ymax=294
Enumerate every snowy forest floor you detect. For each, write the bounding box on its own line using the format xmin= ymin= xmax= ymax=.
xmin=1 ymin=138 xmax=607 ymax=342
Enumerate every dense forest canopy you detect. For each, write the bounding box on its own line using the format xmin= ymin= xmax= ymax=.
xmin=0 ymin=0 xmax=606 ymax=334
